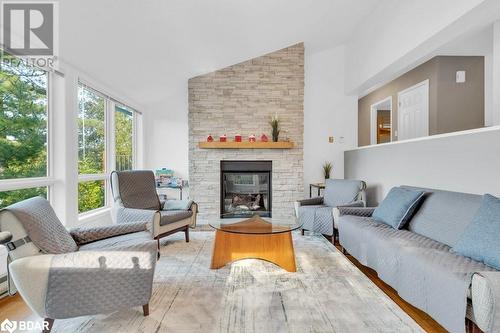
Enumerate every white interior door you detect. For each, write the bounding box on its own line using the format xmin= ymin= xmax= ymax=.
xmin=397 ymin=80 xmax=429 ymax=141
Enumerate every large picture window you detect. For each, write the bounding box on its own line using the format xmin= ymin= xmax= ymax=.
xmin=77 ymin=82 xmax=138 ymax=214
xmin=115 ymin=105 xmax=133 ymax=171
xmin=78 ymin=86 xmax=106 ymax=174
xmin=0 ymin=52 xmax=50 ymax=208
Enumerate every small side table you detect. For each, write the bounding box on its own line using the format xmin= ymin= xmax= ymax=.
xmin=157 ymin=185 xmax=184 ymax=200
xmin=309 ymin=183 xmax=325 ymax=198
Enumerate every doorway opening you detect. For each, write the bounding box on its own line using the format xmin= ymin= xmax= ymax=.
xmin=370 ymin=96 xmax=392 ymax=145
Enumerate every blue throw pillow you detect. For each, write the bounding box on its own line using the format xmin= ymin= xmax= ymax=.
xmin=372 ymin=187 xmax=425 ymax=229
xmin=452 ymin=194 xmax=500 ymax=270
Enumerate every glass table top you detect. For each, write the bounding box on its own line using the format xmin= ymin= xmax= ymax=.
xmin=209 ymin=214 xmax=302 ymax=235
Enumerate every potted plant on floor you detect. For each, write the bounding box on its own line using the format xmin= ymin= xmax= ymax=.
xmin=323 ymin=162 xmax=332 ymax=180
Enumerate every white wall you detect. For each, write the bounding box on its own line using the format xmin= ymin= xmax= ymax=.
xmin=344 ymin=127 xmax=500 ymax=205
xmin=303 ymin=45 xmax=357 ymax=194
xmin=345 ymin=0 xmax=491 ymax=95
xmin=142 ymin=84 xmax=190 ymax=199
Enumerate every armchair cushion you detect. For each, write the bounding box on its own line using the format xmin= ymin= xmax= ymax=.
xmin=114 ymin=170 xmax=160 ymax=210
xmin=158 ymin=210 xmax=193 ymax=226
xmin=323 ymin=179 xmax=365 ymax=207
xmin=4 ymin=197 xmax=78 ymax=254
xmin=70 ymin=221 xmax=149 ymax=246
xmin=163 ymin=199 xmax=194 ymax=211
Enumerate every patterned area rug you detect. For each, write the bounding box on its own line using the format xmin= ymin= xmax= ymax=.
xmin=51 ymin=231 xmax=423 ymax=333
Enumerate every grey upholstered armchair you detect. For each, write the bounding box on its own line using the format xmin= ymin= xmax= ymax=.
xmin=295 ymin=179 xmax=366 ymax=243
xmin=0 ymin=197 xmax=157 ymax=333
xmin=110 ymin=170 xmax=197 ymax=251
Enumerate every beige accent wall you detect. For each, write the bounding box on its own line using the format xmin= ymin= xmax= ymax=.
xmin=358 ymin=56 xmax=484 ymax=147
xmin=188 ymin=43 xmax=304 ymax=222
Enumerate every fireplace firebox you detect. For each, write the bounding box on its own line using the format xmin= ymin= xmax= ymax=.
xmin=220 ymin=161 xmax=272 ymax=218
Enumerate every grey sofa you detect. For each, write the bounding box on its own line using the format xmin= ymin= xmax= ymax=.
xmin=0 ymin=197 xmax=157 ymax=332
xmin=110 ymin=170 xmax=197 ymax=252
xmin=336 ymin=186 xmax=500 ymax=333
xmin=295 ymin=179 xmax=366 ymax=241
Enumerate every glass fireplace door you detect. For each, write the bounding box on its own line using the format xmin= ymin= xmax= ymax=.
xmin=222 ymin=172 xmax=270 ymax=217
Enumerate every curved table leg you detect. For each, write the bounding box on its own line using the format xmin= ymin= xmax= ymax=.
xmin=210 ymin=230 xmax=297 ymax=272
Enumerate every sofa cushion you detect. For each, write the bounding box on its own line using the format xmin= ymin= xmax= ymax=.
xmin=298 ymin=205 xmax=334 ymax=236
xmin=338 ymin=214 xmax=447 ymax=288
xmin=323 ymin=179 xmax=364 ymax=207
xmin=5 ymin=197 xmax=78 ymax=254
xmin=453 ymin=194 xmax=500 ymax=270
xmin=397 ymin=246 xmax=496 ymax=333
xmin=372 ymin=187 xmax=424 ymax=229
xmin=159 ymin=210 xmax=193 ymax=226
xmin=402 ymin=186 xmax=482 ymax=247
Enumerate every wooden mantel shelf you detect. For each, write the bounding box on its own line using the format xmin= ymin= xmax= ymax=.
xmin=198 ymin=141 xmax=294 ymax=149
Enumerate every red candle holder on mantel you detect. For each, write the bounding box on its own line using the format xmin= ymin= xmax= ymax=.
xmin=206 ymin=134 xmax=214 ymax=142
xmin=219 ymin=134 xmax=227 ymax=142
xmin=234 ymin=134 xmax=242 ymax=142
xmin=260 ymin=134 xmax=268 ymax=142
xmin=249 ymin=134 xmax=256 ymax=143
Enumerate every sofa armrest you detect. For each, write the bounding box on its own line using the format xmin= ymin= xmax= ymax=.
xmin=338 ymin=206 xmax=376 ymax=217
xmin=10 ymin=245 xmax=157 ymax=319
xmin=471 ymin=272 xmax=500 ymax=332
xmin=70 ymin=221 xmax=149 ymax=245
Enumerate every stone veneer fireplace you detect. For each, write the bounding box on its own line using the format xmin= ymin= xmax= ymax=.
xmin=188 ymin=43 xmax=304 ymax=223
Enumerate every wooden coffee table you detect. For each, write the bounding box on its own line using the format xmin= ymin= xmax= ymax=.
xmin=209 ymin=214 xmax=302 ymax=272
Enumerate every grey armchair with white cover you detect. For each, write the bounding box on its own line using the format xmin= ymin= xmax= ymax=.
xmin=0 ymin=197 xmax=156 ymax=333
xmin=295 ymin=179 xmax=366 ymax=243
xmin=110 ymin=170 xmax=197 ymax=252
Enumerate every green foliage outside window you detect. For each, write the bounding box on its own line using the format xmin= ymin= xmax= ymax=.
xmin=78 ymin=180 xmax=105 ymax=213
xmin=115 ymin=105 xmax=133 ymax=171
xmin=78 ymin=85 xmax=106 ymax=213
xmin=0 ymin=52 xmax=48 ymax=208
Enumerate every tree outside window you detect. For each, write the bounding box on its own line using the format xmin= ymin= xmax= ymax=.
xmin=0 ymin=53 xmax=48 ymax=208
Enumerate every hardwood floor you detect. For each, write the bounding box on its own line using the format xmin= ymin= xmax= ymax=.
xmin=0 ymin=232 xmax=448 ymax=332
xmin=0 ymin=293 xmax=32 ymax=322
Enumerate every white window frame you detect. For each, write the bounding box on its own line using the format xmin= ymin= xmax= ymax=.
xmin=0 ymin=57 xmax=55 ymax=203
xmin=77 ymin=81 xmax=139 ymax=215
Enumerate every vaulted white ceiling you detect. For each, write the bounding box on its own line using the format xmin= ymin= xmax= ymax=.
xmin=59 ymin=0 xmax=382 ymax=110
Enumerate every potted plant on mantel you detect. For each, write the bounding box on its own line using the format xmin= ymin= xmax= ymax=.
xmin=323 ymin=162 xmax=332 ymax=180
xmin=269 ymin=114 xmax=280 ymax=142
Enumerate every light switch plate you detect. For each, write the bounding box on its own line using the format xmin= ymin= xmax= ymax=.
xmin=456 ymin=70 xmax=466 ymax=83
xmin=328 ymin=136 xmax=334 ymax=143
